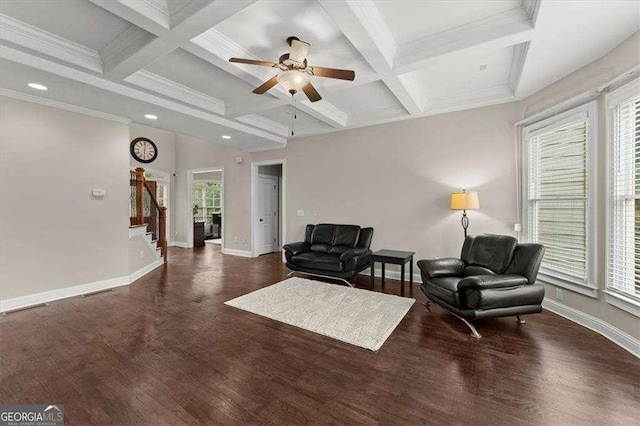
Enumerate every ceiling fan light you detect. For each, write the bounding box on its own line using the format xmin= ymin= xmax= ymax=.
xmin=277 ymin=70 xmax=309 ymax=94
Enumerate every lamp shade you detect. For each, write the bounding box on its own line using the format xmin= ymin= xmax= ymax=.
xmin=450 ymin=190 xmax=479 ymax=210
xmin=277 ymin=70 xmax=309 ymax=93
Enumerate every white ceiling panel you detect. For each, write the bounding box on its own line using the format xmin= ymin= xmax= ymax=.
xmin=516 ymin=0 xmax=640 ymax=98
xmin=144 ymin=48 xmax=268 ymax=103
xmin=404 ymin=46 xmax=515 ymax=102
xmin=323 ymin=80 xmax=405 ymax=122
xmin=0 ymin=0 xmax=132 ymax=52
xmin=375 ymin=0 xmax=522 ymax=45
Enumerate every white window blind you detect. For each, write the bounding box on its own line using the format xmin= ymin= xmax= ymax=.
xmin=525 ymin=108 xmax=593 ymax=285
xmin=608 ymin=88 xmax=640 ymax=301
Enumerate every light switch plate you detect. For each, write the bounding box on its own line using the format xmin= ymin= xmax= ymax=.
xmin=297 ymin=210 xmax=304 ymax=217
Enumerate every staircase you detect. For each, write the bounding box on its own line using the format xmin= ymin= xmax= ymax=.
xmin=130 ymin=167 xmax=167 ymax=264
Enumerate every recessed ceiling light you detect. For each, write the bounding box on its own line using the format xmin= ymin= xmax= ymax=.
xmin=28 ymin=83 xmax=48 ymax=91
xmin=222 ymin=135 xmax=231 ymax=139
xmin=145 ymin=114 xmax=158 ymax=120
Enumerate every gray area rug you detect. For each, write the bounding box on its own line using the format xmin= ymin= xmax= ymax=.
xmin=225 ymin=277 xmax=415 ymax=351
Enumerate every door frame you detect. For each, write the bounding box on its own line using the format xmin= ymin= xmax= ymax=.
xmin=251 ymin=159 xmax=286 ymax=258
xmin=186 ymin=167 xmax=224 ymax=249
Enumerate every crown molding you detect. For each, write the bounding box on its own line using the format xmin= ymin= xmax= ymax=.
xmin=100 ymin=25 xmax=156 ymax=74
xmin=120 ymin=0 xmax=170 ymax=29
xmin=393 ymin=7 xmax=534 ymax=74
xmin=0 ymin=88 xmax=132 ymax=124
xmin=193 ymin=29 xmax=275 ymax=82
xmin=426 ymin=84 xmax=514 ymax=112
xmin=0 ymin=14 xmax=103 ymax=73
xmin=125 ymin=70 xmax=225 ymax=115
xmin=344 ymin=0 xmax=397 ymax=68
xmin=236 ymin=114 xmax=289 ymax=137
xmin=509 ymin=41 xmax=530 ymax=95
xmin=0 ymin=45 xmax=286 ymax=144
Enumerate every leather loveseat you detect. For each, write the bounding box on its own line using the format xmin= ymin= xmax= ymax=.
xmin=417 ymin=234 xmax=545 ymax=338
xmin=283 ymin=224 xmax=374 ymax=285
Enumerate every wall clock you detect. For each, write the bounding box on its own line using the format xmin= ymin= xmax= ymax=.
xmin=130 ymin=137 xmax=158 ymax=164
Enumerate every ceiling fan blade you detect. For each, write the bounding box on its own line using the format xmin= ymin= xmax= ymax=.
xmin=253 ymin=76 xmax=279 ymax=94
xmin=289 ymin=39 xmax=310 ymax=63
xmin=229 ymin=58 xmax=277 ymax=68
xmin=308 ymin=66 xmax=355 ymax=81
xmin=302 ymin=82 xmax=322 ymax=102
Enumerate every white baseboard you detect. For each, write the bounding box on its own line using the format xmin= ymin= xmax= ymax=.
xmin=128 ymin=259 xmax=163 ymax=283
xmin=172 ymin=241 xmax=189 ymax=248
xmin=1 ymin=260 xmax=164 ymax=313
xmin=542 ymin=298 xmax=640 ymax=359
xmin=358 ymin=268 xmax=423 ymax=284
xmin=222 ymin=248 xmax=253 ymax=257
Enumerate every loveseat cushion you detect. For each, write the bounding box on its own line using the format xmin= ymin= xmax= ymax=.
xmin=311 ymin=224 xmax=336 ymax=245
xmin=334 ymin=225 xmax=361 ymax=247
xmin=292 ymin=252 xmax=343 ymax=272
xmin=462 ymin=235 xmax=518 ymax=273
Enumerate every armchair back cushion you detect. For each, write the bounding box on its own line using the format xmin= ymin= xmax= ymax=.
xmin=461 ymin=235 xmax=518 ymax=274
xmin=505 ymin=243 xmax=545 ymax=284
xmin=309 ymin=224 xmax=362 ymax=253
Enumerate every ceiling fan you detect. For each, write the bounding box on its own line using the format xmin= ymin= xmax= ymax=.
xmin=229 ymin=36 xmax=355 ymax=102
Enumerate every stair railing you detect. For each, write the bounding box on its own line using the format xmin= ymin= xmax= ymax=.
xmin=131 ymin=167 xmax=167 ymax=263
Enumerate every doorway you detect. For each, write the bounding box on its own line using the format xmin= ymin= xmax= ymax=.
xmin=251 ymin=159 xmax=286 ymax=257
xmin=186 ymin=167 xmax=224 ymax=249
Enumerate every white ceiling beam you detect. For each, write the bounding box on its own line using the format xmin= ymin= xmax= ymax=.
xmin=188 ymin=29 xmax=348 ymax=128
xmin=393 ymin=7 xmax=535 ymax=75
xmin=318 ymin=0 xmax=424 ymax=116
xmin=508 ymin=0 xmax=542 ymax=96
xmin=89 ymin=0 xmax=256 ymax=80
xmin=0 ymin=44 xmax=285 ymax=144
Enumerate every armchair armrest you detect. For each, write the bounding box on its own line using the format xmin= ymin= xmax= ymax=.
xmin=457 ymin=274 xmax=528 ymax=291
xmin=339 ymin=247 xmax=370 ymax=261
xmin=283 ymin=241 xmax=310 ymax=257
xmin=417 ymin=258 xmax=465 ymax=278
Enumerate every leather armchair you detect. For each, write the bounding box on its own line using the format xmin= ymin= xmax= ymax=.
xmin=283 ymin=224 xmax=374 ymax=285
xmin=417 ymin=235 xmax=545 ymax=338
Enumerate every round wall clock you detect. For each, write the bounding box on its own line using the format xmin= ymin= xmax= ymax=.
xmin=130 ymin=137 xmax=158 ymax=164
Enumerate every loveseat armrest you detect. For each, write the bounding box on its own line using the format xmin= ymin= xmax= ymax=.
xmin=417 ymin=258 xmax=465 ymax=278
xmin=339 ymin=247 xmax=370 ymax=261
xmin=457 ymin=274 xmax=528 ymax=291
xmin=283 ymin=242 xmax=310 ymax=261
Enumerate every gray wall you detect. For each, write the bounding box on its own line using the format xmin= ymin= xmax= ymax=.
xmin=0 ymin=96 xmax=130 ymax=299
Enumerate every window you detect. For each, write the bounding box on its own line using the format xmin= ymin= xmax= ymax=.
xmin=193 ymin=180 xmax=222 ymax=226
xmin=523 ymin=102 xmax=597 ymax=291
xmin=607 ymin=79 xmax=640 ymax=304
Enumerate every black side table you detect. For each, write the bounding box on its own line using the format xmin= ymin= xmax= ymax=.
xmin=370 ymin=250 xmax=415 ymax=297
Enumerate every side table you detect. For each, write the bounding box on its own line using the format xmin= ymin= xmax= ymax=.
xmin=370 ymin=249 xmax=415 ymax=297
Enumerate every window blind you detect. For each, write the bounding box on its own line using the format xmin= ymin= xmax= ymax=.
xmin=527 ymin=118 xmax=589 ymax=282
xmin=608 ymin=95 xmax=640 ymax=300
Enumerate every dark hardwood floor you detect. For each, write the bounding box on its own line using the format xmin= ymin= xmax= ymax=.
xmin=1 ymin=244 xmax=638 ymax=425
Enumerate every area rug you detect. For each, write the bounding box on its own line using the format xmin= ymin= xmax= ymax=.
xmin=224 ymin=277 xmax=415 ymax=351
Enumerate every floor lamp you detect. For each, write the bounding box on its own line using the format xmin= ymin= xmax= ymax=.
xmin=450 ymin=189 xmax=480 ymax=238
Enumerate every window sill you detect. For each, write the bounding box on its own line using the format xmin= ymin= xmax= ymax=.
xmin=537 ymin=272 xmax=598 ymax=298
xmin=604 ymin=290 xmax=640 ymax=318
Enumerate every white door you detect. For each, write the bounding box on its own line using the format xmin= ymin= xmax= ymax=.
xmin=257 ymin=175 xmax=279 ymax=255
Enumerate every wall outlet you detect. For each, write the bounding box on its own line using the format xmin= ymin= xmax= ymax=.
xmin=313 ymin=211 xmax=318 ymax=217
xmin=297 ymin=210 xmax=305 ymax=217
xmin=514 ymin=223 xmax=522 ymax=232
xmin=140 ymin=251 xmax=145 ymax=259
xmin=555 ymin=288 xmax=564 ymax=301
xmin=234 ymin=236 xmax=239 ymax=243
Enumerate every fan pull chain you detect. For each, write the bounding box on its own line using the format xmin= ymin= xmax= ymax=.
xmin=290 ymin=93 xmax=298 ymax=136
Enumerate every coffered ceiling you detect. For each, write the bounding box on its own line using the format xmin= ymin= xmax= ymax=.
xmin=0 ymin=0 xmax=638 ymax=151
